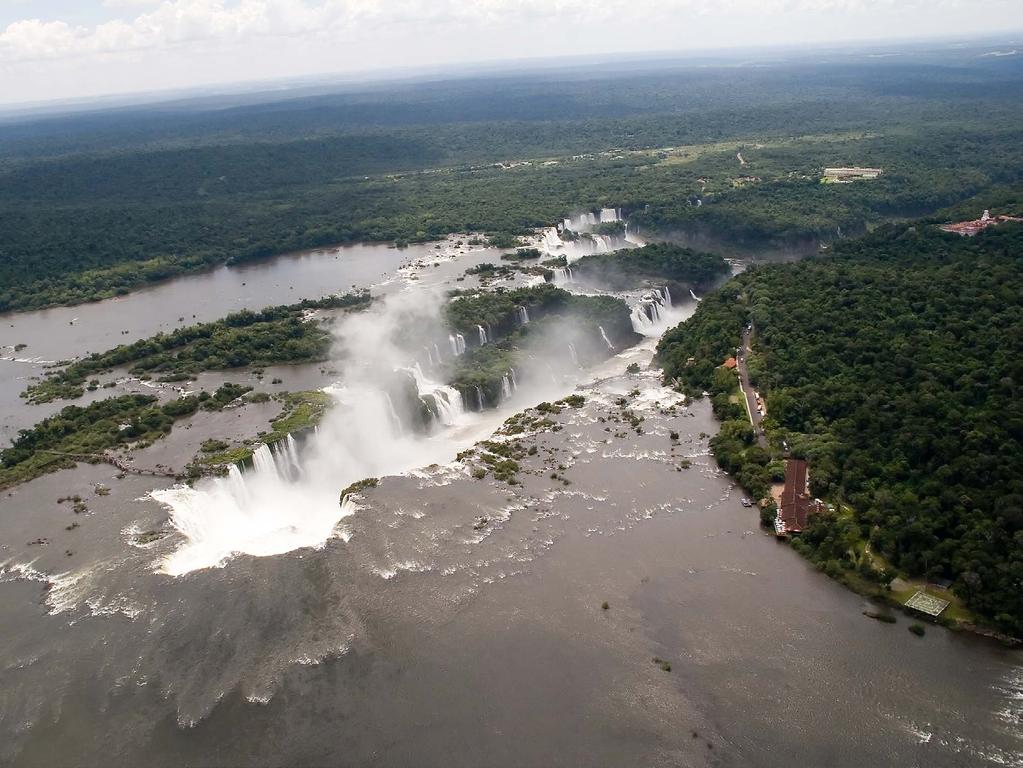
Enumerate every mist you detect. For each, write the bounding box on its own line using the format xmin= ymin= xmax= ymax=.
xmin=152 ymin=282 xmax=621 ymax=576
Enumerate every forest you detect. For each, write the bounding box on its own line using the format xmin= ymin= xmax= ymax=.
xmin=566 ymin=243 xmax=730 ymax=291
xmin=2 ymin=49 xmax=1023 ymax=310
xmin=656 ymin=218 xmax=1023 ymax=635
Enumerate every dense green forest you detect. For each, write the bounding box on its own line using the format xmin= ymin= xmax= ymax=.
xmin=23 ymin=292 xmax=369 ymax=403
xmin=656 ymin=220 xmax=1023 ymax=634
xmin=567 ymin=243 xmax=730 ymax=290
xmin=2 ymin=50 xmax=1023 ymax=310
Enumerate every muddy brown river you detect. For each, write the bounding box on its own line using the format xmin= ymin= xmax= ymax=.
xmin=0 ymin=236 xmax=1020 ymax=767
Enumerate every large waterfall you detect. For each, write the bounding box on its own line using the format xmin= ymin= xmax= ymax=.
xmin=151 ymin=288 xmax=509 ymax=577
xmin=153 ymin=359 xmax=478 ymax=576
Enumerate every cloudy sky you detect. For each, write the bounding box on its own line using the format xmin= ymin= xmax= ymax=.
xmin=1 ymin=0 xmax=1021 ymax=105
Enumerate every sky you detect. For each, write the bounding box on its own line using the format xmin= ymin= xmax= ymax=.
xmin=0 ymin=0 xmax=1021 ymax=106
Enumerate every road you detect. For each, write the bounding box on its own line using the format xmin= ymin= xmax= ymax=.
xmin=737 ymin=326 xmax=768 ymax=448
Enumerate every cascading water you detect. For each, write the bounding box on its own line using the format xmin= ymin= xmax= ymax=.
xmin=477 ymin=325 xmax=488 ymax=345
xmin=542 ymin=227 xmax=563 ymax=252
xmin=383 ymin=392 xmax=404 ymax=434
xmin=551 ymin=266 xmax=574 ymax=284
xmin=449 ymin=333 xmax=466 ymax=357
xmin=690 ymin=289 xmax=702 ymax=302
xmin=408 ymin=364 xmax=465 ymax=427
xmin=661 ymin=286 xmax=673 ymax=308
xmin=509 ymin=368 xmax=518 ymax=391
xmin=599 ymin=326 xmax=616 ymax=352
xmin=475 ymin=385 xmax=485 ymax=412
xmin=568 ymin=343 xmax=580 ymax=367
xmin=599 ymin=207 xmax=621 ymax=223
xmin=516 ymin=306 xmax=530 ymax=325
xmin=501 ymin=374 xmax=513 ymax=402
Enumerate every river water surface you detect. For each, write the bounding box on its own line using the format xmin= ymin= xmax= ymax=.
xmin=0 ymin=234 xmax=1020 ymax=767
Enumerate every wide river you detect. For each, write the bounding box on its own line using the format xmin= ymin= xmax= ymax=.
xmin=0 ymin=236 xmax=1019 ymax=767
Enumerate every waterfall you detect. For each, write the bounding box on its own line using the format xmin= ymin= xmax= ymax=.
xmin=599 ymin=207 xmax=621 ymax=223
xmin=542 ymin=227 xmax=563 ymax=253
xmin=551 ymin=266 xmax=574 ymax=284
xmin=407 ymin=365 xmax=465 ymax=427
xmin=383 ymin=391 xmax=403 ymax=435
xmin=599 ymin=326 xmax=616 ymax=352
xmin=516 ymin=306 xmax=530 ymax=325
xmin=248 ymin=436 xmax=304 ymax=485
xmin=630 ymin=306 xmax=654 ymax=333
xmin=252 ymin=444 xmax=277 ymax=477
xmin=509 ymin=368 xmax=518 ymax=390
xmin=591 ymin=235 xmax=611 ymax=253
xmin=568 ymin=343 xmax=580 ymax=367
xmin=449 ymin=333 xmax=467 ymax=357
xmin=501 ymin=374 xmax=513 ymax=402
xmin=280 ymin=434 xmax=302 ymax=481
xmin=475 ymin=385 xmax=485 ymax=411
xmin=661 ymin=286 xmax=673 ymax=308
xmin=690 ymin=289 xmax=701 ymax=302
xmin=477 ymin=325 xmax=488 ymax=345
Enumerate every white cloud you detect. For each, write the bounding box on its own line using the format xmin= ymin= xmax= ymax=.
xmin=0 ymin=0 xmax=985 ymax=64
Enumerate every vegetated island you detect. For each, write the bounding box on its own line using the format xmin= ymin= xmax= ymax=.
xmin=558 ymin=243 xmax=731 ymax=292
xmin=21 ymin=292 xmax=370 ymax=404
xmin=656 ymin=211 xmax=1023 ymax=641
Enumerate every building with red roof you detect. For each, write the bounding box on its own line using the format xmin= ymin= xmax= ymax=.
xmin=775 ymin=459 xmax=822 ymax=537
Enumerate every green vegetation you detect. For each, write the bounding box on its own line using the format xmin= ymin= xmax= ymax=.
xmin=0 ymin=394 xmax=196 ymax=488
xmin=340 ymin=477 xmax=379 ymax=502
xmin=908 ymin=623 xmax=926 ymax=637
xmin=23 ymin=292 xmax=369 ymax=404
xmin=566 ymin=243 xmax=730 ymax=290
xmin=657 ymin=217 xmax=1023 ymax=636
xmin=188 ymin=390 xmax=334 ymax=475
xmin=4 ymin=52 xmax=1023 ymax=310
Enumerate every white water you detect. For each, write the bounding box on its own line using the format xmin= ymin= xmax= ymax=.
xmin=568 ymin=343 xmax=580 ymax=367
xmin=690 ymin=289 xmax=702 ymax=302
xmin=449 ymin=333 xmax=466 ymax=356
xmin=477 ymin=325 xmax=488 ymax=345
xmin=501 ymin=374 xmax=513 ymax=402
xmin=551 ymin=266 xmax=574 ymax=284
xmin=516 ymin=306 xmax=530 ymax=325
xmin=599 ymin=326 xmax=616 ymax=352
xmin=407 ymin=364 xmax=466 ymax=426
xmin=153 ymin=290 xmax=493 ymax=576
xmin=630 ymin=291 xmax=697 ymax=338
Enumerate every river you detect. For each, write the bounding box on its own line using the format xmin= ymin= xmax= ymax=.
xmin=0 ymin=227 xmax=1019 ymax=767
